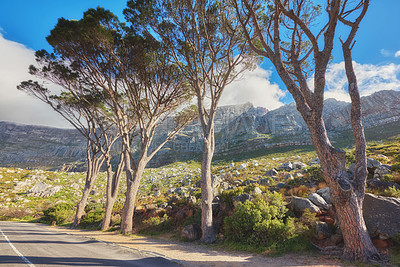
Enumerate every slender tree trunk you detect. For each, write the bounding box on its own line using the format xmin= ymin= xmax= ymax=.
xmin=102 ymin=153 xmax=125 ymax=231
xmin=339 ymin=37 xmax=380 ymax=261
xmin=120 ymin=159 xmax=146 ymax=235
xmin=72 ymin=156 xmax=103 ymax=228
xmin=200 ymin=123 xmax=216 ymax=243
xmin=307 ymin=117 xmax=378 ymax=261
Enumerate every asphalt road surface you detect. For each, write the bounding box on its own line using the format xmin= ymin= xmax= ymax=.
xmin=0 ymin=221 xmax=181 ymax=267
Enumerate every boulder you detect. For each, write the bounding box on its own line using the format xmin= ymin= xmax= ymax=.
xmin=292 ymin=161 xmax=307 ymax=170
xmin=368 ymin=179 xmax=400 ymax=190
xmin=40 ymin=186 xmax=62 ymax=197
xmin=309 ymin=158 xmax=320 ymax=165
xmin=258 ymin=178 xmax=270 ymax=186
xmin=284 ymin=173 xmax=294 ymax=180
xmin=252 ymin=187 xmax=262 ymax=195
xmin=367 ymin=158 xmax=381 ymax=173
xmin=232 ymin=193 xmax=252 ymax=207
xmin=291 ymin=196 xmax=320 ymax=213
xmin=308 ymin=193 xmax=329 ymax=210
xmin=278 ymin=162 xmax=293 ymax=171
xmin=27 ymin=182 xmax=48 ymax=194
xmin=363 ymin=193 xmax=400 ymax=238
xmin=316 ymin=187 xmax=333 ymax=204
xmin=348 ymin=163 xmax=355 ymax=174
xmin=373 ymin=166 xmax=391 ymax=180
xmin=181 ymin=223 xmax=202 ymax=241
xmin=187 ymin=196 xmax=197 ymax=206
xmin=276 ymin=182 xmax=286 ymax=189
xmin=315 ymin=221 xmax=334 ymax=240
xmin=265 ymin=169 xmax=278 ymax=177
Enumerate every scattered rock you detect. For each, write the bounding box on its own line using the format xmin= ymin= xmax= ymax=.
xmin=258 ymin=178 xmax=270 ymax=186
xmin=309 ymin=193 xmax=329 ymax=210
xmin=232 ymin=193 xmax=252 ymax=207
xmin=363 ymin=193 xmax=400 ymax=238
xmin=27 ymin=182 xmax=48 ymax=195
xmin=315 ymin=221 xmax=334 ymax=240
xmin=276 ymin=182 xmax=286 ymax=189
xmin=284 ymin=173 xmax=294 ymax=180
xmin=265 ymin=169 xmax=278 ymax=177
xmin=278 ymin=162 xmax=293 ymax=171
xmin=367 ymin=158 xmax=381 ymax=173
xmin=292 ymin=161 xmax=307 ymax=170
xmin=291 ymin=196 xmax=320 ymax=213
xmin=181 ymin=223 xmax=202 ymax=241
xmin=252 ymin=187 xmax=262 ymax=195
xmin=316 ymin=187 xmax=333 ymax=204
xmin=367 ymin=179 xmax=400 ymax=190
xmin=187 ymin=196 xmax=197 ymax=206
xmin=309 ymin=158 xmax=320 ymax=165
xmin=373 ymin=166 xmax=391 ymax=180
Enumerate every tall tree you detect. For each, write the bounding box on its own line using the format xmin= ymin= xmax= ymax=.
xmin=38 ymin=7 xmax=197 ymax=234
xmin=17 ymin=52 xmax=116 ymax=227
xmin=124 ymin=0 xmax=257 ymax=242
xmin=233 ymin=0 xmax=379 ymax=262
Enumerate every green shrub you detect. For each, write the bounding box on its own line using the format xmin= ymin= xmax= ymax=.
xmin=392 ymin=163 xmax=400 ymax=172
xmin=79 ymin=210 xmax=104 ymax=229
xmin=381 ymin=186 xmax=400 ymax=198
xmin=139 ymin=214 xmax=173 ymax=234
xmin=184 ymin=209 xmax=201 ymax=226
xmin=42 ymin=203 xmax=75 ymax=225
xmin=223 ymin=191 xmax=296 ymax=249
xmin=220 ymin=187 xmax=244 ymax=209
xmin=306 ymin=165 xmax=323 ymax=182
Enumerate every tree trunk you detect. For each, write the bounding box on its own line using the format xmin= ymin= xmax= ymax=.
xmin=307 ymin=118 xmax=378 ymax=261
xmin=200 ymin=124 xmax=216 ymax=243
xmin=339 ymin=32 xmax=380 ymax=261
xmin=72 ymin=156 xmax=103 ymax=228
xmin=102 ymin=153 xmax=124 ymax=231
xmin=120 ymin=161 xmax=145 ymax=234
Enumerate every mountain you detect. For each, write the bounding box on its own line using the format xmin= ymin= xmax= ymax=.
xmin=1 ymin=90 xmax=399 ymax=169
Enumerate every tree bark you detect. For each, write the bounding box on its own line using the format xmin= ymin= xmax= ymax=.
xmin=200 ymin=123 xmax=216 ymax=243
xmin=120 ymin=160 xmax=145 ymax=234
xmin=72 ymin=156 xmax=103 ymax=228
xmin=102 ymin=153 xmax=124 ymax=231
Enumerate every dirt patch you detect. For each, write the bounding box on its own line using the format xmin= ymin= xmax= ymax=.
xmin=48 ymin=225 xmax=349 ymax=267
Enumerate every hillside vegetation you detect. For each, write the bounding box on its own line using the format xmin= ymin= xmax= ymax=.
xmin=1 ymin=136 xmax=400 ymax=261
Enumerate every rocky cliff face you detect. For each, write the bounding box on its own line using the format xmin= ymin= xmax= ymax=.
xmin=1 ymin=90 xmax=399 ymax=168
xmin=0 ymin=122 xmax=86 ymax=168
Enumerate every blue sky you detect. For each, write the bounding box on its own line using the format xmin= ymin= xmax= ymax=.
xmin=0 ymin=1 xmax=399 ymax=127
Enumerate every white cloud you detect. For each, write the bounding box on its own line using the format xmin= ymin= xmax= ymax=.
xmin=0 ymin=33 xmax=69 ymax=128
xmin=308 ymin=61 xmax=400 ymax=102
xmin=380 ymin=49 xmax=392 ymax=57
xmin=395 ymin=50 xmax=400 ymax=58
xmin=221 ymin=66 xmax=286 ymax=110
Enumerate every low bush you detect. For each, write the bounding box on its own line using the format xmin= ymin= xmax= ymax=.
xmin=42 ymin=203 xmax=75 ymax=225
xmin=223 ymin=192 xmax=310 ymax=253
xmin=139 ymin=214 xmax=173 ymax=235
xmin=381 ymin=186 xmax=400 ymax=198
xmin=79 ymin=209 xmax=104 ymax=229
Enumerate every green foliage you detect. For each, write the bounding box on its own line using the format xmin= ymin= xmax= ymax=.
xmin=80 ymin=210 xmax=104 ymax=229
xmin=306 ymin=165 xmax=323 ymax=182
xmin=139 ymin=214 xmax=173 ymax=235
xmin=381 ymin=186 xmax=400 ymax=198
xmin=42 ymin=203 xmax=75 ymax=225
xmin=220 ymin=187 xmax=244 ymax=208
xmin=224 ymin=192 xmax=296 ymax=249
xmin=392 ymin=163 xmax=400 ymax=172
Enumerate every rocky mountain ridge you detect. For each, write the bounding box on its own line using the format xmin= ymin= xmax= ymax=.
xmin=0 ymin=90 xmax=399 ymax=169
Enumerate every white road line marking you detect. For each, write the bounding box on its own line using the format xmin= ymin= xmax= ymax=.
xmin=0 ymin=228 xmax=35 ymax=267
